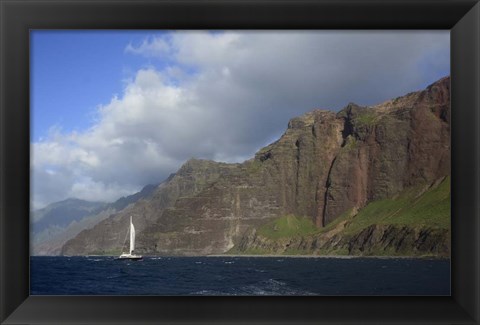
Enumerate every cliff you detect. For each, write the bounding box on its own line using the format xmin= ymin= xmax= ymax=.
xmin=61 ymin=76 xmax=450 ymax=257
xmin=32 ymin=184 xmax=157 ymax=256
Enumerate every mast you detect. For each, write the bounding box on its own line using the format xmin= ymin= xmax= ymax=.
xmin=129 ymin=216 xmax=135 ymax=255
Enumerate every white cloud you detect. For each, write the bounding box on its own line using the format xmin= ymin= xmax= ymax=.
xmin=32 ymin=31 xmax=449 ymax=209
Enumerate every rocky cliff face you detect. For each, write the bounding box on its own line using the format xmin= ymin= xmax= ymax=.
xmin=61 ymin=76 xmax=450 ymax=256
xmin=235 ymin=224 xmax=450 ymax=257
xmin=323 ymin=77 xmax=450 ymax=225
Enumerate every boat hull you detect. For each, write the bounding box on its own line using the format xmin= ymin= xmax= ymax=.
xmin=116 ymin=254 xmax=143 ymax=260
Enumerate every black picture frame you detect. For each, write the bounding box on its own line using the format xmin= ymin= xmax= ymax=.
xmin=1 ymin=0 xmax=479 ymax=324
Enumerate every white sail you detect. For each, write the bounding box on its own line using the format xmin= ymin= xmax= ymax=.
xmin=117 ymin=215 xmax=142 ymax=260
xmin=129 ymin=216 xmax=135 ymax=254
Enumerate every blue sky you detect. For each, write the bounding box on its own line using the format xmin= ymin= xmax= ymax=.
xmin=31 ymin=30 xmax=172 ymax=141
xmin=31 ymin=30 xmax=450 ymax=209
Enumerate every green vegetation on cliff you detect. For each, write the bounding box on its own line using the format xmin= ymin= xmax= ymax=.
xmin=337 ymin=176 xmax=450 ymax=235
xmin=258 ymin=215 xmax=317 ymax=239
xmin=354 ymin=111 xmax=378 ymax=126
xmin=258 ymin=176 xmax=449 ymax=239
xmin=233 ymin=177 xmax=450 ymax=257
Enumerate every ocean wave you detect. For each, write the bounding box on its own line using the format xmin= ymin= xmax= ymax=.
xmin=238 ymin=279 xmax=316 ymax=296
xmin=190 ymin=289 xmax=233 ymax=296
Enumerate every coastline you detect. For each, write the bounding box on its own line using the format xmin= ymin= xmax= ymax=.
xmin=206 ymin=254 xmax=450 ymax=260
xmin=32 ymin=254 xmax=450 ymax=260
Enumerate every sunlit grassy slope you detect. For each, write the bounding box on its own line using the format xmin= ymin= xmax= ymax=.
xmin=332 ymin=176 xmax=450 ymax=235
xmin=258 ymin=177 xmax=450 ymax=241
xmin=258 ymin=214 xmax=317 ymax=239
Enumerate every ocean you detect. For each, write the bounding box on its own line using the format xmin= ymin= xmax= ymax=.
xmin=30 ymin=256 xmax=450 ymax=296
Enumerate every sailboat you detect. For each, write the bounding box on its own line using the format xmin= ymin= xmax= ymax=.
xmin=118 ymin=216 xmax=142 ymax=260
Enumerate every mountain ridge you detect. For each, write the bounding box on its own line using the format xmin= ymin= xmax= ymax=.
xmin=32 ymin=183 xmax=159 ymax=255
xmin=61 ymin=76 xmax=451 ymax=257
